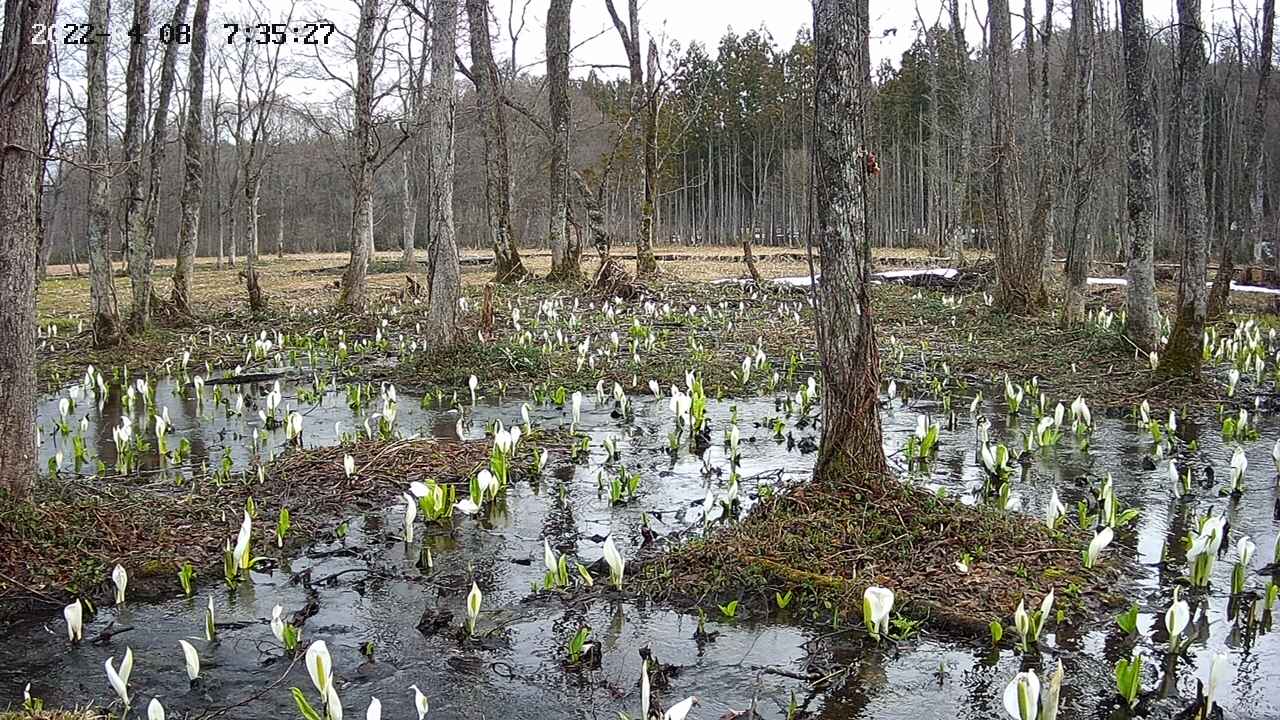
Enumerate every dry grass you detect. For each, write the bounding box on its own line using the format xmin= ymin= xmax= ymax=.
xmin=0 ymin=436 xmax=510 ymax=620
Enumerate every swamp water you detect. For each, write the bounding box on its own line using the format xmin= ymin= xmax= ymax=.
xmin=4 ymin=377 xmax=1278 ymax=719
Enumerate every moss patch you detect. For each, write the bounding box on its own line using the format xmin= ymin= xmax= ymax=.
xmin=638 ymin=470 xmax=1118 ymax=638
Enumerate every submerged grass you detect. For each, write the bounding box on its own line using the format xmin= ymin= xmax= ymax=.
xmin=639 ymin=470 xmax=1118 ymax=638
xmin=0 ymin=437 xmax=499 ymax=622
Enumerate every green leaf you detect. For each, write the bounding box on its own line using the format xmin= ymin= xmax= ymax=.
xmin=291 ymin=688 xmax=324 ymax=720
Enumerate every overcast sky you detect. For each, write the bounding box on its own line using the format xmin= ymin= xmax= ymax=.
xmin=481 ymin=0 xmax=1254 ymax=77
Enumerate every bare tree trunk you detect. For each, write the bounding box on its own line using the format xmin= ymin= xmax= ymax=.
xmin=945 ymin=0 xmax=972 ymax=263
xmin=424 ymin=0 xmax=462 ymax=348
xmin=1061 ymin=0 xmax=1096 ymax=326
xmin=171 ymin=0 xmax=209 ymax=316
xmin=0 ymin=0 xmax=56 ymax=500
xmin=605 ymin=0 xmax=657 ymax=277
xmin=243 ymin=174 xmax=267 ymax=311
xmin=401 ymin=145 xmax=417 ymax=271
xmin=574 ymin=171 xmax=611 ymax=258
xmin=638 ymin=39 xmax=659 ymax=276
xmin=85 ymin=0 xmax=124 ymax=345
xmin=1028 ymin=0 xmax=1056 ymax=279
xmin=989 ymin=0 xmax=1044 ymax=314
xmin=276 ymin=177 xmax=285 ymax=259
xmin=120 ymin=0 xmax=150 ymax=317
xmin=1208 ymin=0 xmax=1273 ymax=317
xmin=546 ymin=0 xmax=581 ymax=281
xmin=466 ymin=0 xmax=529 ymax=283
xmin=1120 ymin=0 xmax=1160 ymax=351
xmin=339 ymin=0 xmax=381 ymax=309
xmin=812 ymin=0 xmax=887 ymax=479
xmin=128 ymin=0 xmax=189 ymax=331
xmin=1162 ymin=0 xmax=1209 ymax=377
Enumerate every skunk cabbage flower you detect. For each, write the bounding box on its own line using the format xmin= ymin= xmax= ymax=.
xmin=271 ymin=605 xmax=286 ymax=643
xmin=344 ymin=454 xmax=356 ymax=477
xmin=466 ymin=582 xmax=483 ymax=635
xmin=1002 ymin=670 xmax=1039 ymax=720
xmin=326 ymin=685 xmax=343 ymax=720
xmin=1041 ymin=661 xmax=1063 ymax=720
xmin=544 ymin=539 xmax=558 ymax=573
xmin=105 ymin=647 xmax=134 ymax=708
xmin=148 ymin=698 xmax=166 ymax=720
xmin=366 ymin=697 xmax=381 ymax=720
xmin=178 ymin=639 xmax=200 ymax=681
xmin=402 ymin=493 xmax=418 ymax=543
xmin=112 ymin=564 xmax=128 ymax=605
xmin=306 ymin=640 xmax=333 ymax=696
xmin=476 ymin=469 xmax=498 ymax=501
xmin=1165 ymin=589 xmax=1189 ymax=653
xmin=411 ymin=684 xmax=429 ymax=719
xmin=1045 ymin=489 xmax=1065 ymax=529
xmin=664 ymin=696 xmax=697 ymax=720
xmin=454 ymin=498 xmax=480 ymax=515
xmin=603 ymin=535 xmax=625 ymax=589
xmin=1204 ymin=653 xmax=1230 ymax=716
xmin=468 ymin=375 xmax=478 ymax=405
xmin=232 ymin=511 xmax=253 ymax=571
xmin=640 ymin=659 xmax=651 ymax=720
xmin=862 ymin=586 xmax=894 ymax=641
xmin=571 ymin=391 xmax=582 ymax=430
xmin=1230 ymin=446 xmax=1248 ymax=490
xmin=64 ymin=599 xmax=83 ymax=642
xmin=1237 ymin=536 xmax=1256 ymax=567
xmin=1084 ymin=527 xmax=1113 ymax=568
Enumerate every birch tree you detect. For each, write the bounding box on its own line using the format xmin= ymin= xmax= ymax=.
xmin=85 ymin=0 xmax=124 ymax=345
xmin=812 ymin=0 xmax=887 ymax=478
xmin=171 ymin=0 xmax=211 ymax=315
xmin=1120 ymin=0 xmax=1160 ymax=351
xmin=0 ymin=0 xmax=57 ymax=499
xmin=1161 ymin=0 xmax=1209 ymax=376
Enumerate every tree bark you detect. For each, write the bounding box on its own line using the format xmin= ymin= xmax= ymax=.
xmin=812 ymin=0 xmax=887 ymax=479
xmin=638 ymin=38 xmax=659 ymax=276
xmin=424 ymin=0 xmax=462 ymax=348
xmin=171 ymin=0 xmax=210 ymax=316
xmin=401 ymin=146 xmax=417 ymax=271
xmin=1162 ymin=0 xmax=1210 ymax=377
xmin=989 ymin=0 xmax=1044 ymax=314
xmin=546 ymin=0 xmax=581 ymax=282
xmin=85 ymin=0 xmax=124 ymax=345
xmin=120 ymin=0 xmax=150 ymax=315
xmin=604 ymin=0 xmax=657 ymax=277
xmin=1061 ymin=0 xmax=1096 ymax=327
xmin=339 ymin=0 xmax=381 ymax=309
xmin=1208 ymin=0 xmax=1273 ymax=317
xmin=1120 ymin=0 xmax=1160 ymax=351
xmin=466 ymin=0 xmax=529 ymax=283
xmin=127 ymin=0 xmax=189 ymax=331
xmin=0 ymin=0 xmax=56 ymax=500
